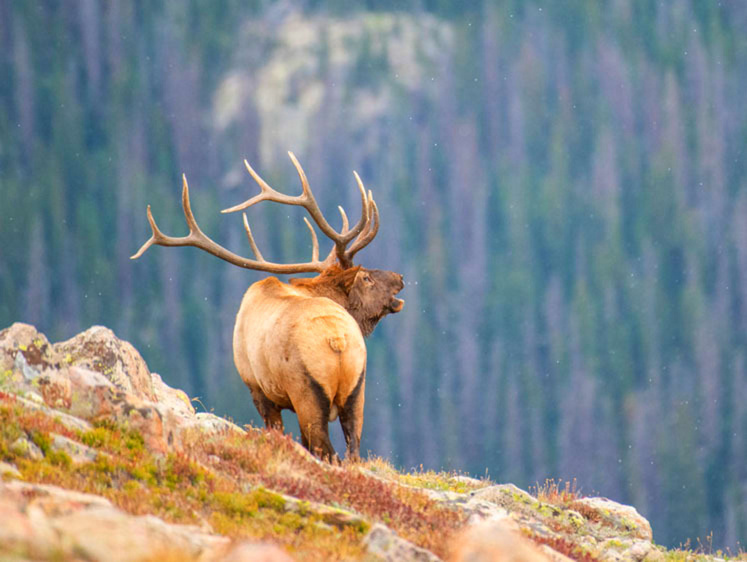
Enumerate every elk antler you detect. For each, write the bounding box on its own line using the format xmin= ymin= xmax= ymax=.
xmin=222 ymin=152 xmax=373 ymax=268
xmin=131 ymin=153 xmax=380 ymax=273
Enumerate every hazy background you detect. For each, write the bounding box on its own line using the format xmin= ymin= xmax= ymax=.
xmin=2 ymin=0 xmax=746 ymax=551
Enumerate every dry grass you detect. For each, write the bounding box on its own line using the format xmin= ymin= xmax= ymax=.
xmin=525 ymin=531 xmax=600 ymax=562
xmin=530 ymin=478 xmax=583 ymax=506
xmin=362 ymin=456 xmax=491 ymax=494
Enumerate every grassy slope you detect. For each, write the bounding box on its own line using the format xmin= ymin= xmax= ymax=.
xmin=0 ymin=391 xmax=476 ymax=560
xmin=1 ymin=390 xmax=741 ymax=561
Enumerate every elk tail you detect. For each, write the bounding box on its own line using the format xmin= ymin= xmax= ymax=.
xmin=328 ymin=335 xmax=347 ymax=353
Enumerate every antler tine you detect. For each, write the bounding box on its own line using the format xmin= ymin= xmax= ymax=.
xmin=242 ymin=213 xmax=264 ymax=261
xmin=288 ymin=151 xmax=369 ymax=246
xmin=346 ymin=190 xmax=380 ymax=260
xmin=338 ymin=206 xmax=350 ymax=233
xmin=129 ymin=205 xmax=159 ymax=259
xmin=223 ymin=152 xmax=373 ymax=268
xmin=221 ymin=160 xmax=294 ymax=214
xmin=130 ymin=175 xmax=198 ymax=259
xmin=303 ymin=217 xmax=320 ymax=262
xmin=132 ymin=174 xmax=327 ymax=274
xmin=345 ymin=170 xmax=370 ymax=242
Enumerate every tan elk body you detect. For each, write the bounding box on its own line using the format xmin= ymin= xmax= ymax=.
xmin=132 ymin=153 xmax=404 ymax=460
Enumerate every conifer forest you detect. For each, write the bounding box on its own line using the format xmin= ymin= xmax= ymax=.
xmin=1 ymin=0 xmax=746 ymax=551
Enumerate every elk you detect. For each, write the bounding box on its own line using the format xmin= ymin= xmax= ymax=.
xmin=132 ymin=152 xmax=404 ymax=461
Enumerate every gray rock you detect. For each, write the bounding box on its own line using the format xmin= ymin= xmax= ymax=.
xmin=10 ymin=437 xmax=43 ymax=460
xmin=50 ymin=434 xmax=101 ymax=464
xmin=0 ymin=480 xmax=230 ymax=562
xmin=12 ymin=394 xmax=92 ymax=432
xmin=191 ymin=412 xmax=246 ymax=435
xmin=0 ymin=461 xmax=21 ymax=479
xmin=54 ymin=326 xmax=156 ymax=401
xmin=571 ymin=497 xmax=653 ymax=541
xmin=364 ymin=523 xmax=442 ymax=562
xmin=463 ymin=498 xmax=512 ymax=524
xmin=470 ymin=483 xmax=538 ymax=510
xmin=151 ymin=372 xmax=195 ymax=416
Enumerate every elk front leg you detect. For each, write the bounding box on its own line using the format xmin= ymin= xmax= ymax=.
xmin=339 ymin=371 xmax=365 ymax=461
xmin=248 ymin=384 xmax=284 ymax=431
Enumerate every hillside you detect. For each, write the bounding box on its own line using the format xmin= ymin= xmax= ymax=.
xmin=0 ymin=322 xmax=734 ymax=561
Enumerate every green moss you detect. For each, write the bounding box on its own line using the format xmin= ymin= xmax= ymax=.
xmin=31 ymin=431 xmax=51 ymax=455
xmin=129 ymin=461 xmax=158 ymax=485
xmin=46 ymin=449 xmax=72 ymax=468
xmin=125 ymin=432 xmax=144 ymax=452
xmin=254 ymin=487 xmax=287 ymax=511
xmin=212 ymin=490 xmax=259 ymax=517
xmin=80 ymin=427 xmax=112 ymax=449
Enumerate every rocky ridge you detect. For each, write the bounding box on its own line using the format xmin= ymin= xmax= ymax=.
xmin=0 ymin=323 xmax=723 ymax=561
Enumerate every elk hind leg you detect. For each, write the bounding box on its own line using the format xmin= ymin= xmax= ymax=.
xmin=339 ymin=370 xmax=365 ymax=461
xmin=293 ymin=372 xmax=338 ymax=462
xmin=248 ymin=384 xmax=284 ymax=431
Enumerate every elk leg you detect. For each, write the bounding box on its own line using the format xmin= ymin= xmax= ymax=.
xmin=292 ymin=372 xmax=338 ymax=462
xmin=248 ymin=384 xmax=284 ymax=431
xmin=339 ymin=370 xmax=365 ymax=461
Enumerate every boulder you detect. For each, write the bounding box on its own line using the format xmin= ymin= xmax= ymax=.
xmin=365 ymin=523 xmax=442 ymax=562
xmin=0 ymin=480 xmax=230 ymax=561
xmin=0 ymin=324 xmax=246 ymax=456
xmin=0 ymin=323 xmax=59 ymax=374
xmin=54 ymin=326 xmax=156 ymax=401
xmin=570 ymin=497 xmax=653 ymax=541
xmin=449 ymin=519 xmax=552 ymax=562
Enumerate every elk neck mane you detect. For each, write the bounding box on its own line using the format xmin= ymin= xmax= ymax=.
xmin=289 ymin=264 xmax=366 ymax=328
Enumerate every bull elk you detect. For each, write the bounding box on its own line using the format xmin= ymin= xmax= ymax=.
xmin=132 ymin=152 xmax=404 ymax=461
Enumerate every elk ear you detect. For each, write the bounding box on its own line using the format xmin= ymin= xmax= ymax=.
xmin=353 ymin=269 xmax=375 ymax=286
xmin=340 ymin=266 xmax=362 ymax=293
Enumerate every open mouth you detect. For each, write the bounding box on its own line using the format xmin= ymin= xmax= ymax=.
xmin=389 ymin=298 xmax=405 ymax=313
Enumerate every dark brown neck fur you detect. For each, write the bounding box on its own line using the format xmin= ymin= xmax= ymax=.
xmin=290 ymin=266 xmax=373 ymax=337
xmin=290 ymin=265 xmax=358 ymax=308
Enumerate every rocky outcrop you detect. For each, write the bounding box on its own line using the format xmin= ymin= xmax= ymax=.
xmin=0 ymin=323 xmax=244 ymax=458
xmin=0 ymin=480 xmax=228 ymax=561
xmin=437 ymin=484 xmax=662 ymax=562
xmin=0 ymin=323 xmax=697 ymax=561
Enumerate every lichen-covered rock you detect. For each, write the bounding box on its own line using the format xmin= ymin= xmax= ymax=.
xmin=570 ymin=497 xmax=653 ymax=541
xmin=10 ymin=437 xmax=43 ymax=460
xmin=470 ymin=484 xmax=538 ymax=511
xmin=0 ymin=324 xmax=241 ymax=455
xmin=0 ymin=323 xmax=59 ymax=374
xmin=0 ymin=480 xmax=230 ymax=561
xmin=54 ymin=326 xmax=156 ymax=401
xmin=50 ymin=433 xmax=101 ymax=464
xmin=151 ymin=372 xmax=195 ymax=417
xmin=365 ymin=523 xmax=442 ymax=562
